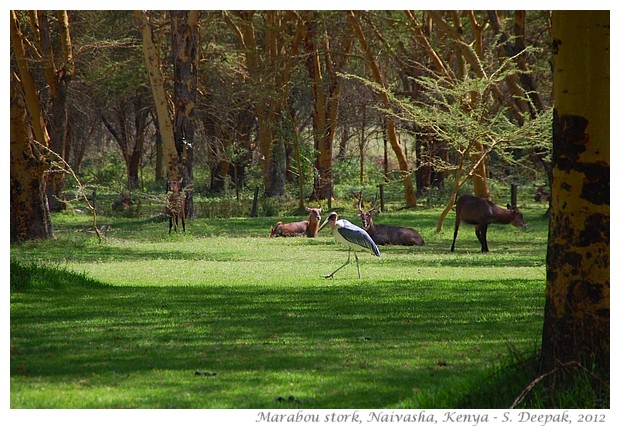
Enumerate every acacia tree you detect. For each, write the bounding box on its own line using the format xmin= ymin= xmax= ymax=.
xmin=225 ymin=11 xmax=308 ymax=197
xmin=171 ymin=10 xmax=199 ymax=216
xmin=134 ymin=10 xmax=179 ymax=182
xmin=304 ymin=12 xmax=354 ymax=200
xmin=10 ymin=11 xmax=54 ymax=241
xmin=370 ymin=33 xmax=551 ymax=232
xmin=348 ymin=11 xmax=417 ymax=207
xmin=31 ymin=11 xmax=75 ymax=211
xmin=100 ymin=91 xmax=151 ymax=190
xmin=10 ymin=73 xmax=54 ymax=241
xmin=540 ymin=10 xmax=609 ymax=377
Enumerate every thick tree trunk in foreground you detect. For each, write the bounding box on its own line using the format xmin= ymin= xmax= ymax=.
xmin=540 ymin=11 xmax=609 ymax=374
xmin=10 ymin=11 xmax=54 ymax=241
xmin=10 ymin=74 xmax=54 ymax=242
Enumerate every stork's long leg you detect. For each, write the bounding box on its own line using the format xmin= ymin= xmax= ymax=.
xmin=354 ymin=251 xmax=361 ymax=278
xmin=324 ymin=248 xmax=351 ymax=279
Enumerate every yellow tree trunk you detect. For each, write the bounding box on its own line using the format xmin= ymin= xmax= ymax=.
xmin=541 ymin=11 xmax=609 ymax=373
xmin=348 ymin=11 xmax=416 ymax=207
xmin=305 ymin=13 xmax=352 ymax=200
xmin=10 ymin=11 xmax=49 ymax=148
xmin=32 ymin=11 xmax=72 ymax=211
xmin=10 ymin=73 xmax=54 ymax=241
xmin=134 ymin=10 xmax=179 ymax=180
xmin=231 ymin=12 xmax=306 ymax=197
xmin=10 ymin=11 xmax=54 ymax=241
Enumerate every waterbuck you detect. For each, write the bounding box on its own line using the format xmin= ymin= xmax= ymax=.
xmin=270 ymin=207 xmax=322 ymax=238
xmin=451 ymin=194 xmax=527 ymax=253
xmin=358 ymin=198 xmax=425 ymax=246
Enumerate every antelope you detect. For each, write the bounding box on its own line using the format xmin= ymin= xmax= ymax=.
xmin=451 ymin=194 xmax=527 ymax=253
xmin=270 ymin=207 xmax=322 ymax=238
xmin=167 ymin=178 xmax=186 ymax=234
xmin=358 ymin=197 xmax=425 ymax=246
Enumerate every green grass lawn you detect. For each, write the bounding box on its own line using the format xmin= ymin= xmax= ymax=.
xmin=10 ymin=205 xmax=551 ymax=408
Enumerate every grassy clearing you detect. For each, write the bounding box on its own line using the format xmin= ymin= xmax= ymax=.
xmin=10 ymin=205 xmax=551 ymax=408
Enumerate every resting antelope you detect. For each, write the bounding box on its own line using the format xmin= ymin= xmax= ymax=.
xmin=270 ymin=207 xmax=322 ymax=238
xmin=358 ymin=197 xmax=425 ymax=246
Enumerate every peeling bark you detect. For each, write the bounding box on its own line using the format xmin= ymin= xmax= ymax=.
xmin=541 ymin=11 xmax=609 ymax=373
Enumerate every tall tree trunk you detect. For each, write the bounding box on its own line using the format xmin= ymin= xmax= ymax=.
xmin=128 ymin=97 xmax=148 ymax=190
xmin=10 ymin=11 xmax=50 ymax=150
xmin=541 ymin=11 xmax=609 ymax=374
xmin=348 ymin=11 xmax=416 ymax=207
xmin=35 ymin=11 xmax=74 ymax=212
xmin=100 ymin=98 xmax=147 ymax=191
xmin=227 ymin=11 xmax=307 ymax=198
xmin=10 ymin=11 xmax=54 ymax=241
xmin=10 ymin=73 xmax=54 ymax=242
xmin=231 ymin=12 xmax=280 ymax=196
xmin=305 ymin=12 xmax=353 ymax=200
xmin=135 ymin=10 xmax=179 ymax=182
xmin=171 ymin=10 xmax=199 ymax=216
xmin=285 ymin=99 xmax=306 ymax=208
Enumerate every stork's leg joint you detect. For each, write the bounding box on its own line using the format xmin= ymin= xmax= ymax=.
xmin=323 ymin=248 xmax=352 ymax=279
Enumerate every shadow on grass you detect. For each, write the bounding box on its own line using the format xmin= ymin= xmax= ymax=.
xmin=11 ymin=261 xmax=546 ymax=408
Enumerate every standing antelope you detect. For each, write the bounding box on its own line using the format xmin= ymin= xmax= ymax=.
xmin=270 ymin=207 xmax=322 ymax=238
xmin=167 ymin=178 xmax=186 ymax=234
xmin=358 ymin=197 xmax=425 ymax=246
xmin=451 ymin=194 xmax=527 ymax=253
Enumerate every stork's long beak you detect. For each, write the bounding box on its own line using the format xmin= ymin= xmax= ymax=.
xmin=318 ymin=218 xmax=330 ymax=233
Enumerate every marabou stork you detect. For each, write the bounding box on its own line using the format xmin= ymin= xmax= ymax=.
xmin=318 ymin=211 xmax=380 ymax=279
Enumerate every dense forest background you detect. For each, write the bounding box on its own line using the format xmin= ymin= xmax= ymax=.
xmin=10 ymin=10 xmax=553 ymax=227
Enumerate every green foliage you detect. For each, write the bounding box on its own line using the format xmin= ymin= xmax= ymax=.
xmin=394 ymin=72 xmax=550 ymax=179
xmin=332 ymin=156 xmax=385 ymax=199
xmin=195 ymin=195 xmax=255 ymax=218
xmin=73 ymin=11 xmax=147 ymax=98
xmin=12 ymin=207 xmax=607 ymax=409
xmin=77 ymin=150 xmax=127 ymax=193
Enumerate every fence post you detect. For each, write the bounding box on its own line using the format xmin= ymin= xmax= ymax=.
xmin=511 ymin=184 xmax=518 ymax=207
xmin=378 ymin=184 xmax=385 ymax=212
xmin=250 ymin=186 xmax=260 ymax=217
xmin=327 ymin=188 xmax=332 ymax=211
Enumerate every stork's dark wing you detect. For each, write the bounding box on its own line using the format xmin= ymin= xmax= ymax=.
xmin=338 ymin=220 xmax=380 ymax=256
